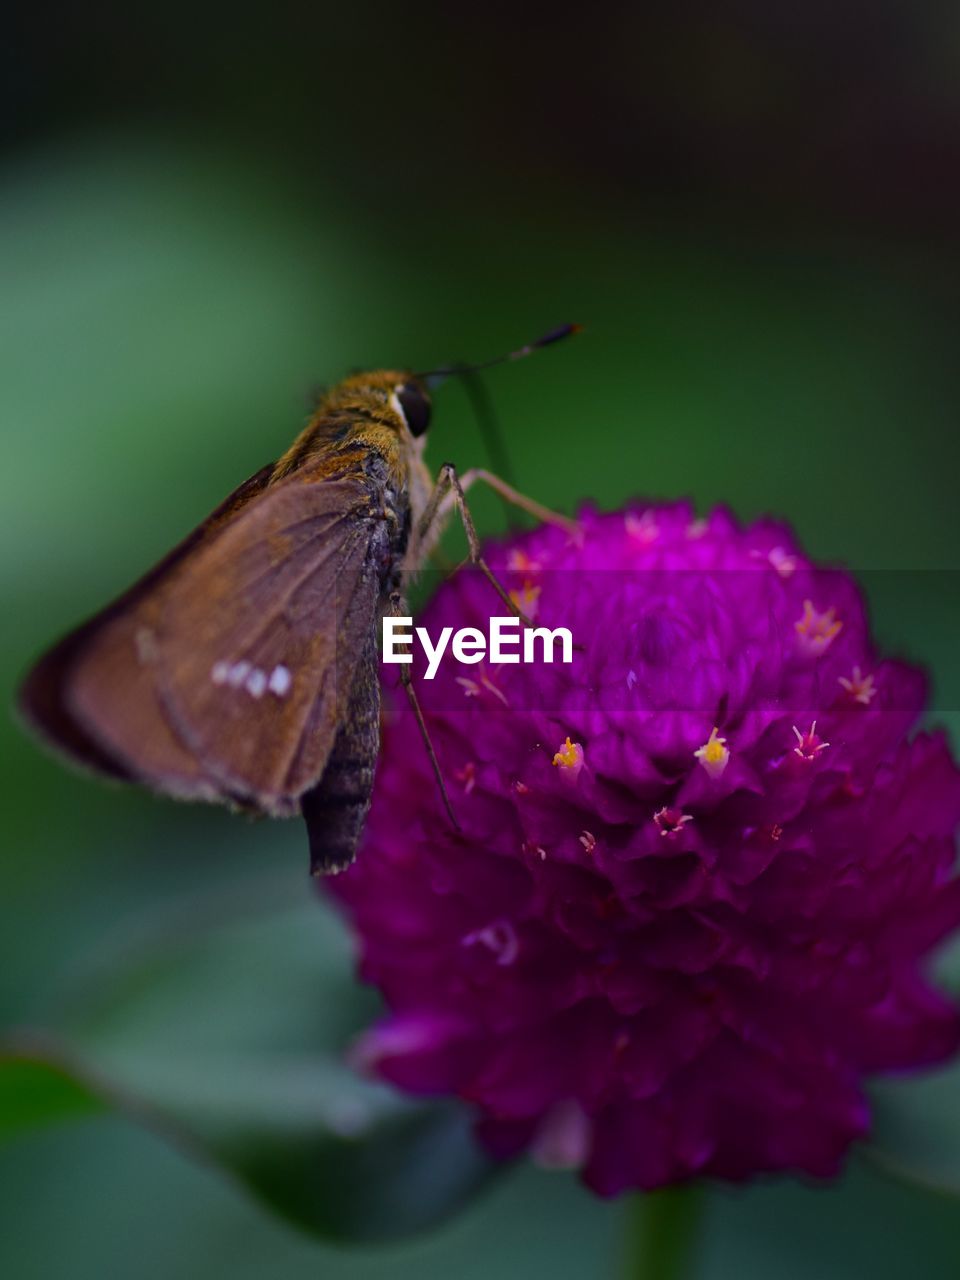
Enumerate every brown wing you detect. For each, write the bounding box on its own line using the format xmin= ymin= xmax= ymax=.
xmin=146 ymin=471 xmax=385 ymax=812
xmin=18 ymin=464 xmax=276 ymax=792
xmin=19 ymin=463 xmax=387 ymax=815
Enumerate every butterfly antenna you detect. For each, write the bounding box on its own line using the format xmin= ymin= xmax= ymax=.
xmin=418 ymin=322 xmax=582 ymax=387
xmin=453 ymin=367 xmax=519 ymax=525
xmin=420 ymin=323 xmax=583 ymax=526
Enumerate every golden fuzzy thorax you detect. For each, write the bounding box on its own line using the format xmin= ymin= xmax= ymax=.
xmin=272 ymin=370 xmax=423 ymax=486
xmin=269 ymin=370 xmax=435 ymax=561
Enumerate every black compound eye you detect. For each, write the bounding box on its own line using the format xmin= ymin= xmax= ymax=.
xmin=394 ymin=382 xmax=431 ymax=437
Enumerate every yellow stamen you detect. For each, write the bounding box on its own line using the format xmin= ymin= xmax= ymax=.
xmin=509 ymin=580 xmax=541 ymax=620
xmin=694 ymin=726 xmax=730 ymax=779
xmin=795 ymin=599 xmax=843 ymax=656
xmin=507 ymin=549 xmax=541 ymax=574
xmin=838 ymin=666 xmax=876 ymax=706
xmin=553 ymin=736 xmax=584 ymax=774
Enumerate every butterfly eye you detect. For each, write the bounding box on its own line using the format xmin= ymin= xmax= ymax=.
xmin=394 ymin=382 xmax=431 ymax=437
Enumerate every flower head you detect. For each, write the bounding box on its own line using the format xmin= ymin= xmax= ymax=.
xmin=329 ymin=503 xmax=960 ymax=1197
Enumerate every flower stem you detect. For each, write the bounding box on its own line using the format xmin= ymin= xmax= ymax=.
xmin=622 ymin=1185 xmax=704 ymax=1280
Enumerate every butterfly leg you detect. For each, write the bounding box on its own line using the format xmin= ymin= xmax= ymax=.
xmin=387 ymin=591 xmax=461 ymax=833
xmin=414 ymin=463 xmax=585 ymax=651
xmin=415 ymin=463 xmax=539 ymax=623
xmin=456 ymin=467 xmax=580 ymax=538
xmin=417 ymin=464 xmax=577 ymax=549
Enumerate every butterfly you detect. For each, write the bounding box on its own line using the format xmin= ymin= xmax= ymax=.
xmin=18 ymin=327 xmax=579 ymax=874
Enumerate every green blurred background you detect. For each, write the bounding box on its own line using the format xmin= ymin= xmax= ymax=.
xmin=4 ymin=4 xmax=960 ymax=1277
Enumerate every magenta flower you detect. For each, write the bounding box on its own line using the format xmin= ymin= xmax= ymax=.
xmin=328 ymin=503 xmax=960 ymax=1196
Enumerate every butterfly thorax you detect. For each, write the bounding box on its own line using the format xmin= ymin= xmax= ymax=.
xmin=272 ymin=370 xmax=423 ymax=489
xmin=270 ymin=369 xmax=433 ymax=590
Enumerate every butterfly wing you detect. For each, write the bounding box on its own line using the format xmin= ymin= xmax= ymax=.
xmin=148 ymin=468 xmax=387 ymax=811
xmin=18 ymin=464 xmax=276 ymax=793
xmin=19 ymin=462 xmax=389 ymax=815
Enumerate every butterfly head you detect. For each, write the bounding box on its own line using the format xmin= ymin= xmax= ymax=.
xmin=326 ymin=370 xmax=432 ymax=440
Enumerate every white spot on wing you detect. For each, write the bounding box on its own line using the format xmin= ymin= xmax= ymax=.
xmin=135 ymin=627 xmax=158 ymax=663
xmin=211 ymin=661 xmax=230 ymax=685
xmin=269 ymin=664 xmax=292 ymax=697
xmin=227 ymin=661 xmax=251 ymax=688
xmin=245 ymin=668 xmax=268 ymax=698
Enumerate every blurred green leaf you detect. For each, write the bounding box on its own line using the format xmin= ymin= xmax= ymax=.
xmin=0 ymin=1052 xmax=105 ymax=1138
xmin=867 ymin=1064 xmax=960 ymax=1201
xmin=0 ymin=889 xmax=500 ymax=1242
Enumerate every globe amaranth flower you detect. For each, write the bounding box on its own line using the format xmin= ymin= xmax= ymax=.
xmin=328 ymin=503 xmax=960 ymax=1196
